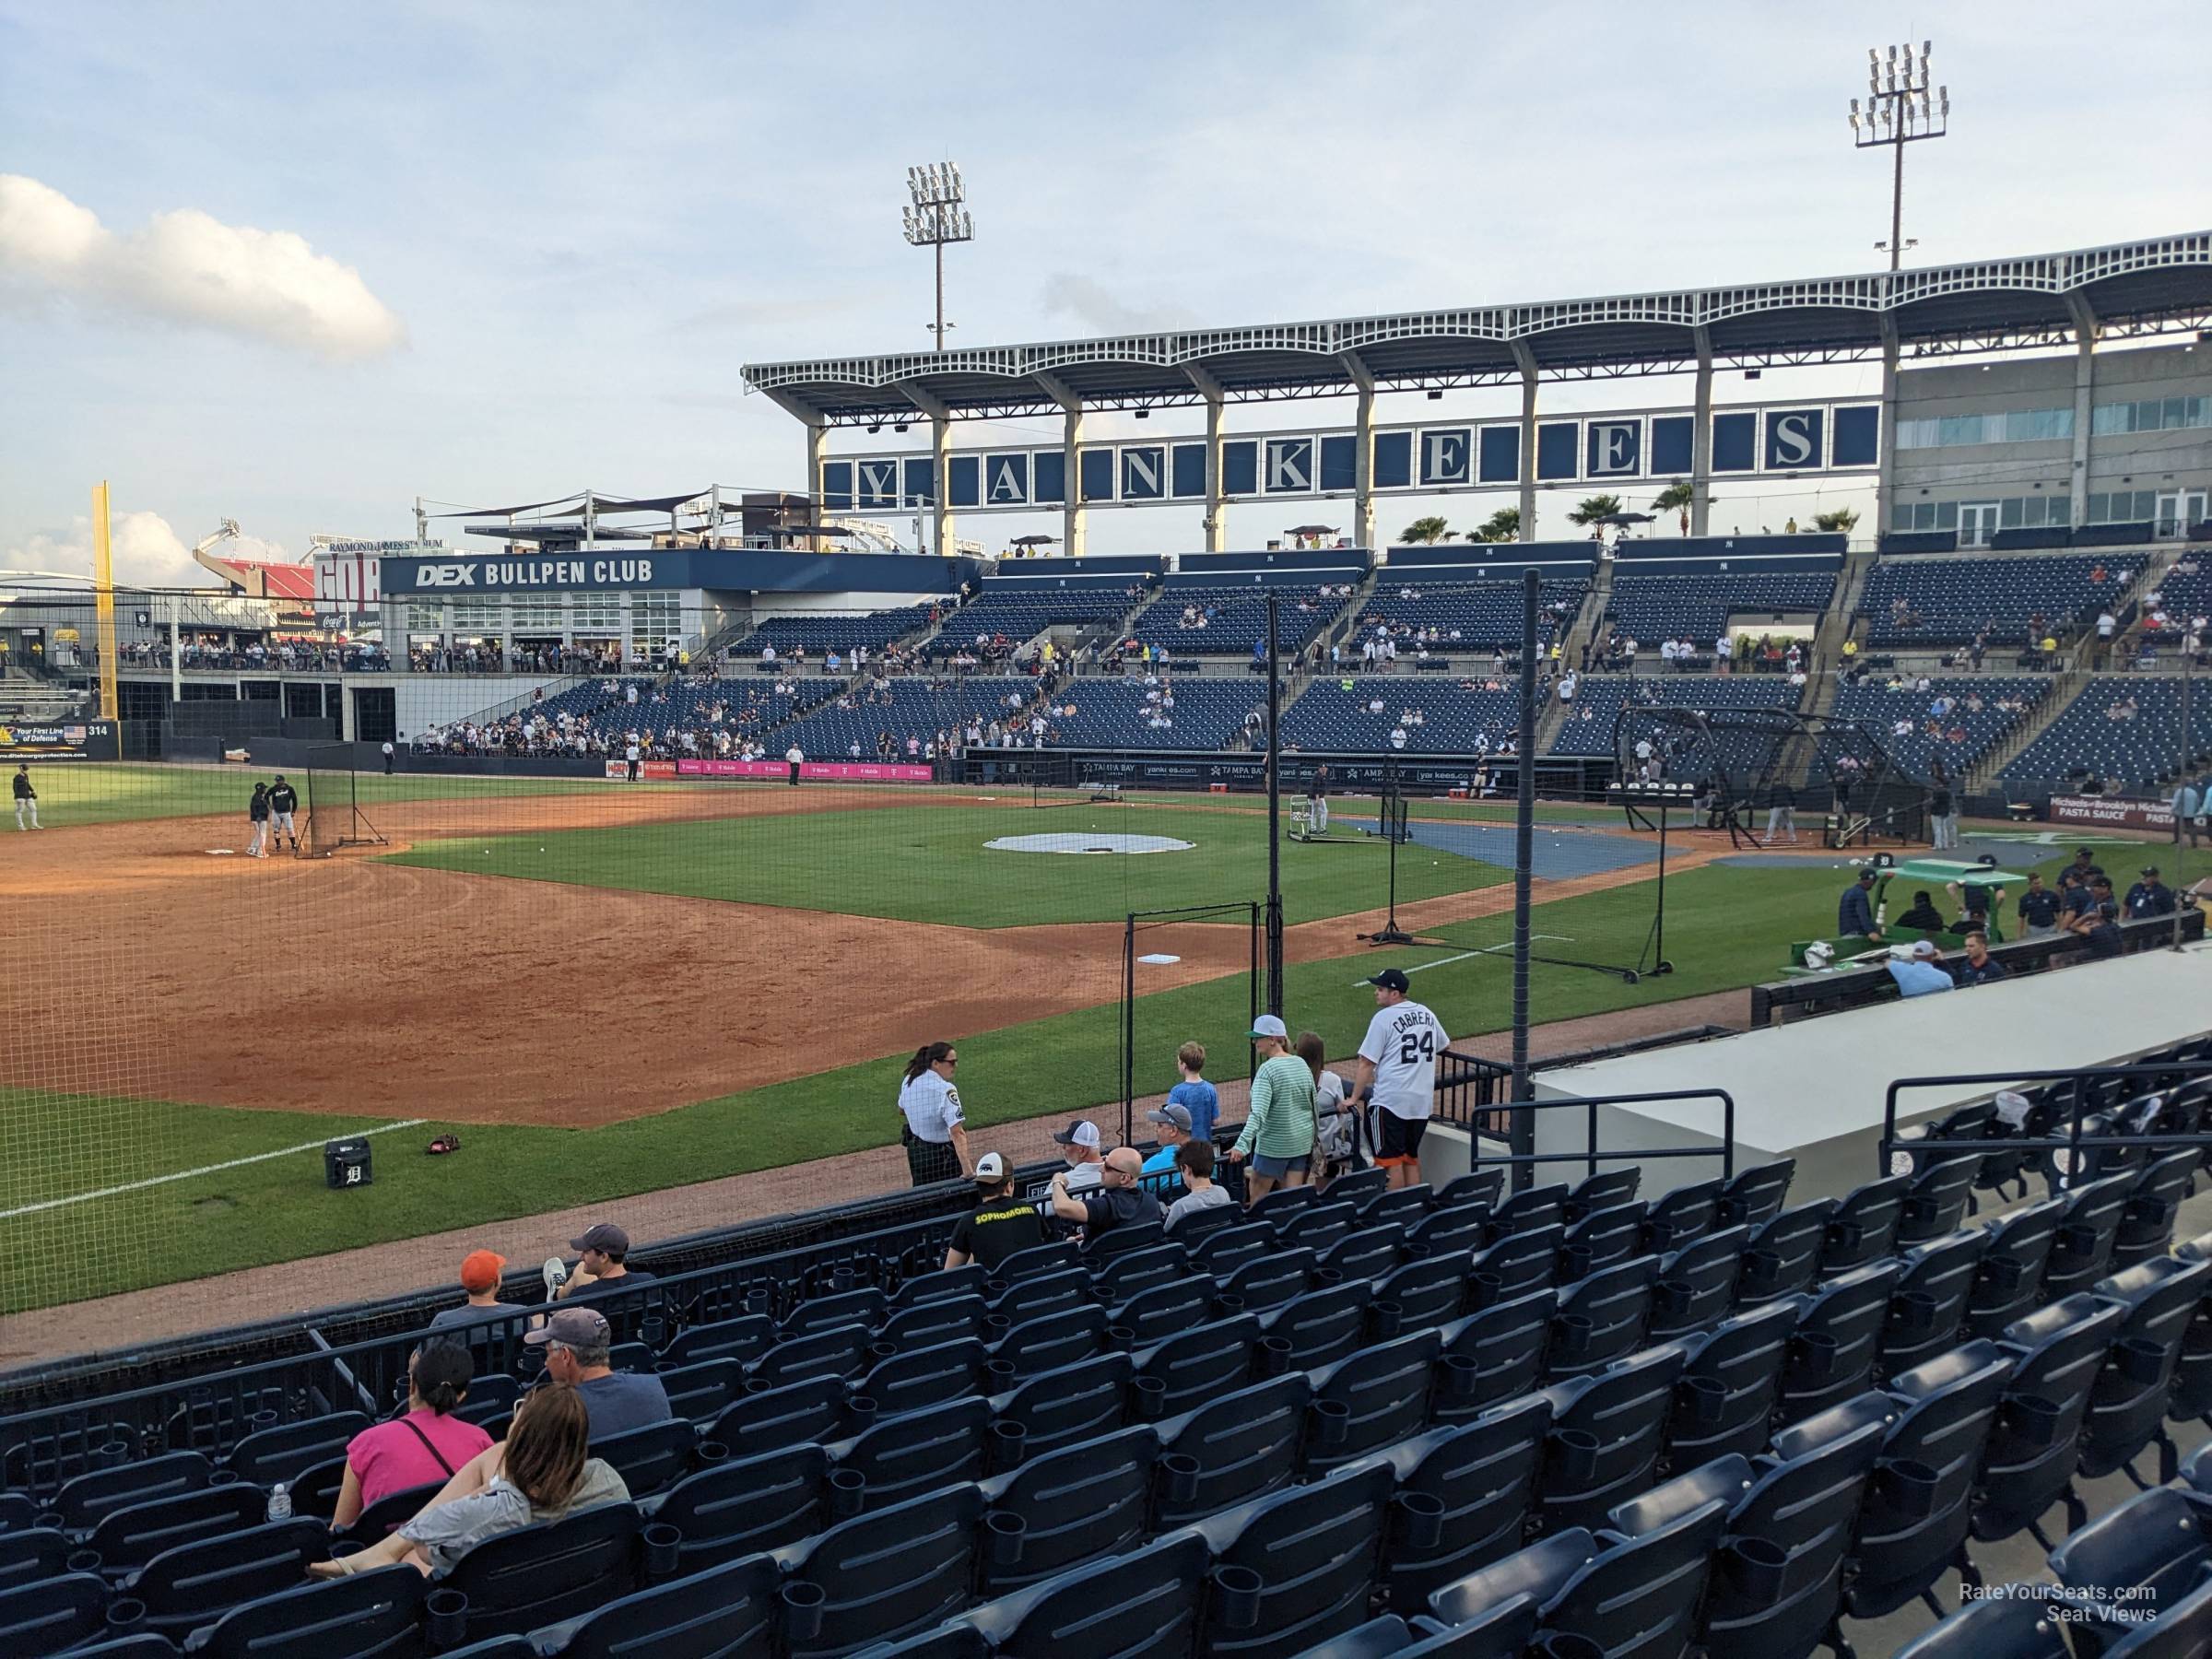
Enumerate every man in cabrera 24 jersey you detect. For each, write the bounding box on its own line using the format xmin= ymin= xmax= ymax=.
xmin=1352 ymin=968 xmax=1449 ymax=1189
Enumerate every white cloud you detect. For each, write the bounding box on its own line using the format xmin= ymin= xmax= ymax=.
xmin=1040 ymin=273 xmax=1198 ymax=335
xmin=3 ymin=512 xmax=286 ymax=588
xmin=0 ymin=174 xmax=406 ymax=359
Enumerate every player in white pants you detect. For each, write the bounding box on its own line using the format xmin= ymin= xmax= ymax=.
xmin=246 ymin=782 xmax=271 ymax=857
xmin=12 ymin=763 xmax=38 ymax=830
xmin=267 ymin=775 xmax=300 ymax=852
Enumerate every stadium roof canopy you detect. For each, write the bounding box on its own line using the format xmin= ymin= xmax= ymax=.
xmin=742 ymin=229 xmax=2212 ymax=427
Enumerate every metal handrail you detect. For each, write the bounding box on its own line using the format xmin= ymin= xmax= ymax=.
xmin=1876 ymin=1055 xmax=2212 ymax=1180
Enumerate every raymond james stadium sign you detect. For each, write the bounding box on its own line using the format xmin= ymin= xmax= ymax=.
xmin=386 ymin=556 xmax=673 ymax=594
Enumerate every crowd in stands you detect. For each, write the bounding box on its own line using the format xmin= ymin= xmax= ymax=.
xmin=117 ymin=639 xmax=393 ymax=672
xmin=1830 ymin=674 xmax=2050 ymax=779
xmin=1859 ymin=553 xmax=2137 ymax=650
xmin=1128 ymin=583 xmax=1352 ymax=658
xmin=2002 ymin=674 xmax=2212 ymax=793
xmin=1341 ymin=578 xmax=1585 ymax=664
xmin=413 ymin=677 xmax=835 ymax=759
xmin=408 ymin=641 xmax=639 ymax=676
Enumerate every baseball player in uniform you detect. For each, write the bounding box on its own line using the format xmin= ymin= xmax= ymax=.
xmin=246 ymin=782 xmax=272 ymax=857
xmin=267 ymin=774 xmax=300 ymax=852
xmin=12 ymin=763 xmax=38 ymax=830
xmin=1306 ymin=763 xmax=1330 ymax=835
xmin=1352 ymin=967 xmax=1449 ymax=1188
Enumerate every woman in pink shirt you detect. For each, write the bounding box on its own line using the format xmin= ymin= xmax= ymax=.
xmin=331 ymin=1339 xmax=493 ymax=1530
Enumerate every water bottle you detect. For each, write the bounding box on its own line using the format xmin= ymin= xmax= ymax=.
xmin=266 ymin=1481 xmax=291 ymax=1522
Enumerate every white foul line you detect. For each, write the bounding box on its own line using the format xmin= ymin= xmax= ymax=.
xmin=0 ymin=1119 xmax=429 ymax=1220
xmin=1347 ymin=936 xmax=1575 ymax=985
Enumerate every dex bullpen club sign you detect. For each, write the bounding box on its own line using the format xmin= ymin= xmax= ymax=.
xmin=388 ymin=555 xmax=679 ymax=594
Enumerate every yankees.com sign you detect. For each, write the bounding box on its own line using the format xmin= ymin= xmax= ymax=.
xmin=385 ymin=556 xmax=674 ymax=594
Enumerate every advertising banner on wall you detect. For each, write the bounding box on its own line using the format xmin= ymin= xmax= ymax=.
xmin=675 ymin=759 xmax=934 ymax=782
xmin=0 ymin=719 xmax=122 ymax=760
xmin=2047 ymin=794 xmax=2178 ymax=832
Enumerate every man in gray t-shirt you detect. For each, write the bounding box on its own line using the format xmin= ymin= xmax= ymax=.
xmin=429 ymin=1248 xmax=531 ymax=1329
xmin=524 ymin=1306 xmax=672 ymax=1442
xmin=1163 ymin=1141 xmax=1235 ymax=1232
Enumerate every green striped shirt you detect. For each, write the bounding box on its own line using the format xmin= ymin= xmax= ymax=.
xmin=1236 ymin=1053 xmax=1317 ymax=1159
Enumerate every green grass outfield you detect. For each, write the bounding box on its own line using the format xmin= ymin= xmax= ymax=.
xmin=381 ymin=803 xmax=1516 ymax=927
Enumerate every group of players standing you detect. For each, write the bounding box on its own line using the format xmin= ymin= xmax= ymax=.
xmin=243 ymin=776 xmax=300 ymax=857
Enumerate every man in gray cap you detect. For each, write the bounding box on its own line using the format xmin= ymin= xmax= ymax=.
xmin=545 ymin=1221 xmax=655 ymax=1302
xmin=524 ymin=1306 xmax=672 ymax=1441
xmin=1138 ymin=1103 xmax=1195 ymax=1193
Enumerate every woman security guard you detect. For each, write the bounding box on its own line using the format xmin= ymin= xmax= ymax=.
xmin=897 ymin=1041 xmax=971 ymax=1186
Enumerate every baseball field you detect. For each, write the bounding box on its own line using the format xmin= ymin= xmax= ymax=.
xmin=3 ymin=759 xmax=2200 ymax=1326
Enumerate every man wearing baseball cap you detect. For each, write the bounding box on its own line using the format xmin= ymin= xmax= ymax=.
xmin=1353 ymin=969 xmax=1451 ymax=1190
xmin=943 ymin=1152 xmax=1046 ymax=1273
xmin=1052 ymin=1120 xmax=1106 ymax=1194
xmin=546 ymin=1221 xmax=655 ymax=1303
xmin=429 ymin=1250 xmax=532 ymax=1329
xmin=2125 ymin=865 xmax=2177 ymax=920
xmin=1883 ymin=938 xmax=1954 ymax=998
xmin=524 ymin=1306 xmax=671 ymax=1441
xmin=1138 ymin=1103 xmax=1195 ymax=1192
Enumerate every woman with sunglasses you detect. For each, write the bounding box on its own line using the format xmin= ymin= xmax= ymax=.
xmin=898 ymin=1041 xmax=971 ymax=1185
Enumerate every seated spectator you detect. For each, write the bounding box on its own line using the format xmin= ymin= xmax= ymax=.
xmin=430 ymin=1250 xmax=531 ymax=1329
xmin=1163 ymin=1140 xmax=1232 ymax=1233
xmin=1895 ymin=889 xmax=1947 ymax=932
xmin=2064 ymin=877 xmax=2125 ymax=959
xmin=1885 ymin=939 xmax=1955 ymax=997
xmin=2126 ymin=865 xmax=2177 ymax=919
xmin=942 ymin=1153 xmax=1044 ymax=1271
xmin=1047 ymin=1147 xmax=1162 ymax=1238
xmin=1053 ymin=1119 xmax=1106 ymax=1192
xmin=1952 ymin=931 xmax=2007 ymax=986
xmin=523 ymin=1306 xmax=672 ymax=1441
xmin=1138 ymin=1103 xmax=1194 ymax=1191
xmin=547 ymin=1222 xmax=654 ymax=1302
xmin=329 ymin=1339 xmax=493 ymax=1530
xmin=308 ymin=1384 xmax=627 ymax=1581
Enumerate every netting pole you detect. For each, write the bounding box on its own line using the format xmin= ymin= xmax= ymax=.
xmin=1264 ymin=594 xmax=1284 ymax=1017
xmin=2179 ymin=646 xmax=2194 ymax=954
xmin=1509 ymin=568 xmax=1539 ymax=1192
xmin=1122 ymin=912 xmax=1136 ymax=1147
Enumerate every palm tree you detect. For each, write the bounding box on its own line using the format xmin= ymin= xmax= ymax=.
xmin=1399 ymin=515 xmax=1449 ymax=546
xmin=1813 ymin=507 xmax=1861 ymax=535
xmin=1567 ymin=494 xmax=1625 ymax=534
xmin=1475 ymin=507 xmax=1521 ymax=543
xmin=1651 ymin=481 xmax=1695 ymax=535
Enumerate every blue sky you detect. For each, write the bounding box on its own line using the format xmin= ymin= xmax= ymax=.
xmin=3 ymin=0 xmax=2207 ymax=579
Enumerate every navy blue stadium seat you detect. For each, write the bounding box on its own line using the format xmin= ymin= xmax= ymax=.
xmin=0 ymin=1526 xmax=68 ymax=1596
xmin=994 ymin=1354 xmax=1133 ymax=1462
xmin=1561 ymin=1204 xmax=1648 ymax=1280
xmin=1535 ymin=1345 xmax=1686 ymax=1532
xmin=1716 ymin=1159 xmax=1795 ymax=1230
xmin=53 ymin=1451 xmax=213 ymax=1534
xmin=986 ymin=1270 xmax=1088 ymax=1327
xmin=541 ymin=1550 xmax=784 ymax=1659
xmin=1201 ymin=1463 xmax=1398 ymax=1656
xmin=1667 ymin=1300 xmax=1798 ymax=1466
xmin=1547 ymin=1256 xmax=1660 ymax=1378
xmin=976 ymin=1424 xmax=1157 ymax=1594
xmin=346 ymin=1477 xmax=443 ymax=1544
xmin=1881 ymin=1229 xmax=1994 ymax=1375
xmin=749 ymin=1325 xmax=873 ymax=1391
xmin=1433 ymin=1291 xmax=1555 ymax=1420
xmin=1137 ymin=1315 xmax=1261 ymax=1421
xmin=1776 ymin=1261 xmax=1901 ymax=1423
xmin=81 ymin=1481 xmax=268 ymax=1577
xmin=654 ymin=1359 xmax=746 ymax=1427
xmin=1648 ymin=1225 xmax=1748 ymax=1341
xmin=1466 ymin=1227 xmax=1561 ymax=1305
xmin=1565 ymin=1168 xmax=1643 ymax=1220
xmin=1084 ymin=1221 xmax=1170 ymax=1265
xmin=648 ymin=1441 xmax=832 ymax=1572
xmin=1302 ymin=1331 xmax=1441 ymax=1475
xmin=2080 ymin=1254 xmax=2212 ymax=1483
xmin=1427 ymin=1497 xmax=1728 ymax=1659
xmin=1434 ymin=1170 xmax=1506 ymax=1211
xmin=590 ymin=1418 xmax=697 ymax=1499
xmin=0 ymin=1493 xmax=36 ymax=1535
xmin=1967 ymin=1198 xmax=2066 ymax=1337
xmin=125 ymin=1516 xmax=330 ymax=1639
xmin=1152 ymin=1374 xmax=1311 ymax=1526
xmin=876 ymin=1298 xmax=986 ymax=1355
xmin=1278 ymin=1202 xmax=1362 ymax=1256
xmin=830 ymin=1397 xmax=990 ymax=1511
xmin=853 ymin=1338 xmax=990 ymax=1422
xmin=1818 ymin=1175 xmax=1911 ymax=1277
xmin=1362 ymin=1395 xmax=1550 ymax=1609
xmin=1889 ymin=1584 xmax=2073 ymax=1659
xmin=1974 ymin=1293 xmax=2125 ymax=1547
xmin=179 ymin=1564 xmax=426 ymax=1659
xmin=1220 ymin=1248 xmax=1318 ymax=1313
xmin=1406 ymin=1204 xmax=1492 ymax=1261
xmin=2050 ymin=1485 xmax=2212 ymax=1655
xmin=2114 ymin=1150 xmax=2201 ymax=1269
xmin=223 ymin=1412 xmax=371 ymax=1489
xmin=1372 ymin=1252 xmax=1475 ymax=1335
xmin=659 ymin=1313 xmax=776 ymax=1370
xmin=0 ymin=1570 xmax=111 ymax=1656
xmin=2042 ymin=1173 xmax=2139 ymax=1299
xmin=1640 ymin=1179 xmax=1723 ymax=1255
xmin=990 ymin=1241 xmax=1077 ymax=1285
xmin=1088 ymin=1246 xmax=1187 ymax=1306
xmin=707 ymin=1375 xmax=850 ymax=1460
xmin=775 ymin=1483 xmax=985 ymax=1657
xmin=436 ymin=1500 xmax=641 ymax=1643
xmin=1326 ymin=1169 xmax=1392 ymax=1210
xmin=1772 ymin=1341 xmax=2012 ymax=1621
xmin=960 ymin=1530 xmax=1212 ymax=1659
xmin=1322 ymin=1226 xmax=1410 ymax=1288
xmin=1899 ymin=1160 xmax=1984 ymax=1246
xmin=1268 ymin=1282 xmax=1372 ymax=1371
xmin=2104 ymin=1573 xmax=2212 ymax=1658
xmin=1192 ymin=1223 xmax=1276 ymax=1279
xmin=1736 ymin=1202 xmax=1835 ymax=1303
xmin=1492 ymin=1183 xmax=1569 ymax=1237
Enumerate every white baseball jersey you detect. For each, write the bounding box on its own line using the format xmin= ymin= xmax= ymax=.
xmin=1358 ymin=998 xmax=1450 ymax=1121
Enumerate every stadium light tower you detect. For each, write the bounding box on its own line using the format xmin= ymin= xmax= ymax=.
xmin=1848 ymin=41 xmax=1949 ymax=271
xmin=902 ymin=162 xmax=973 ymax=352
